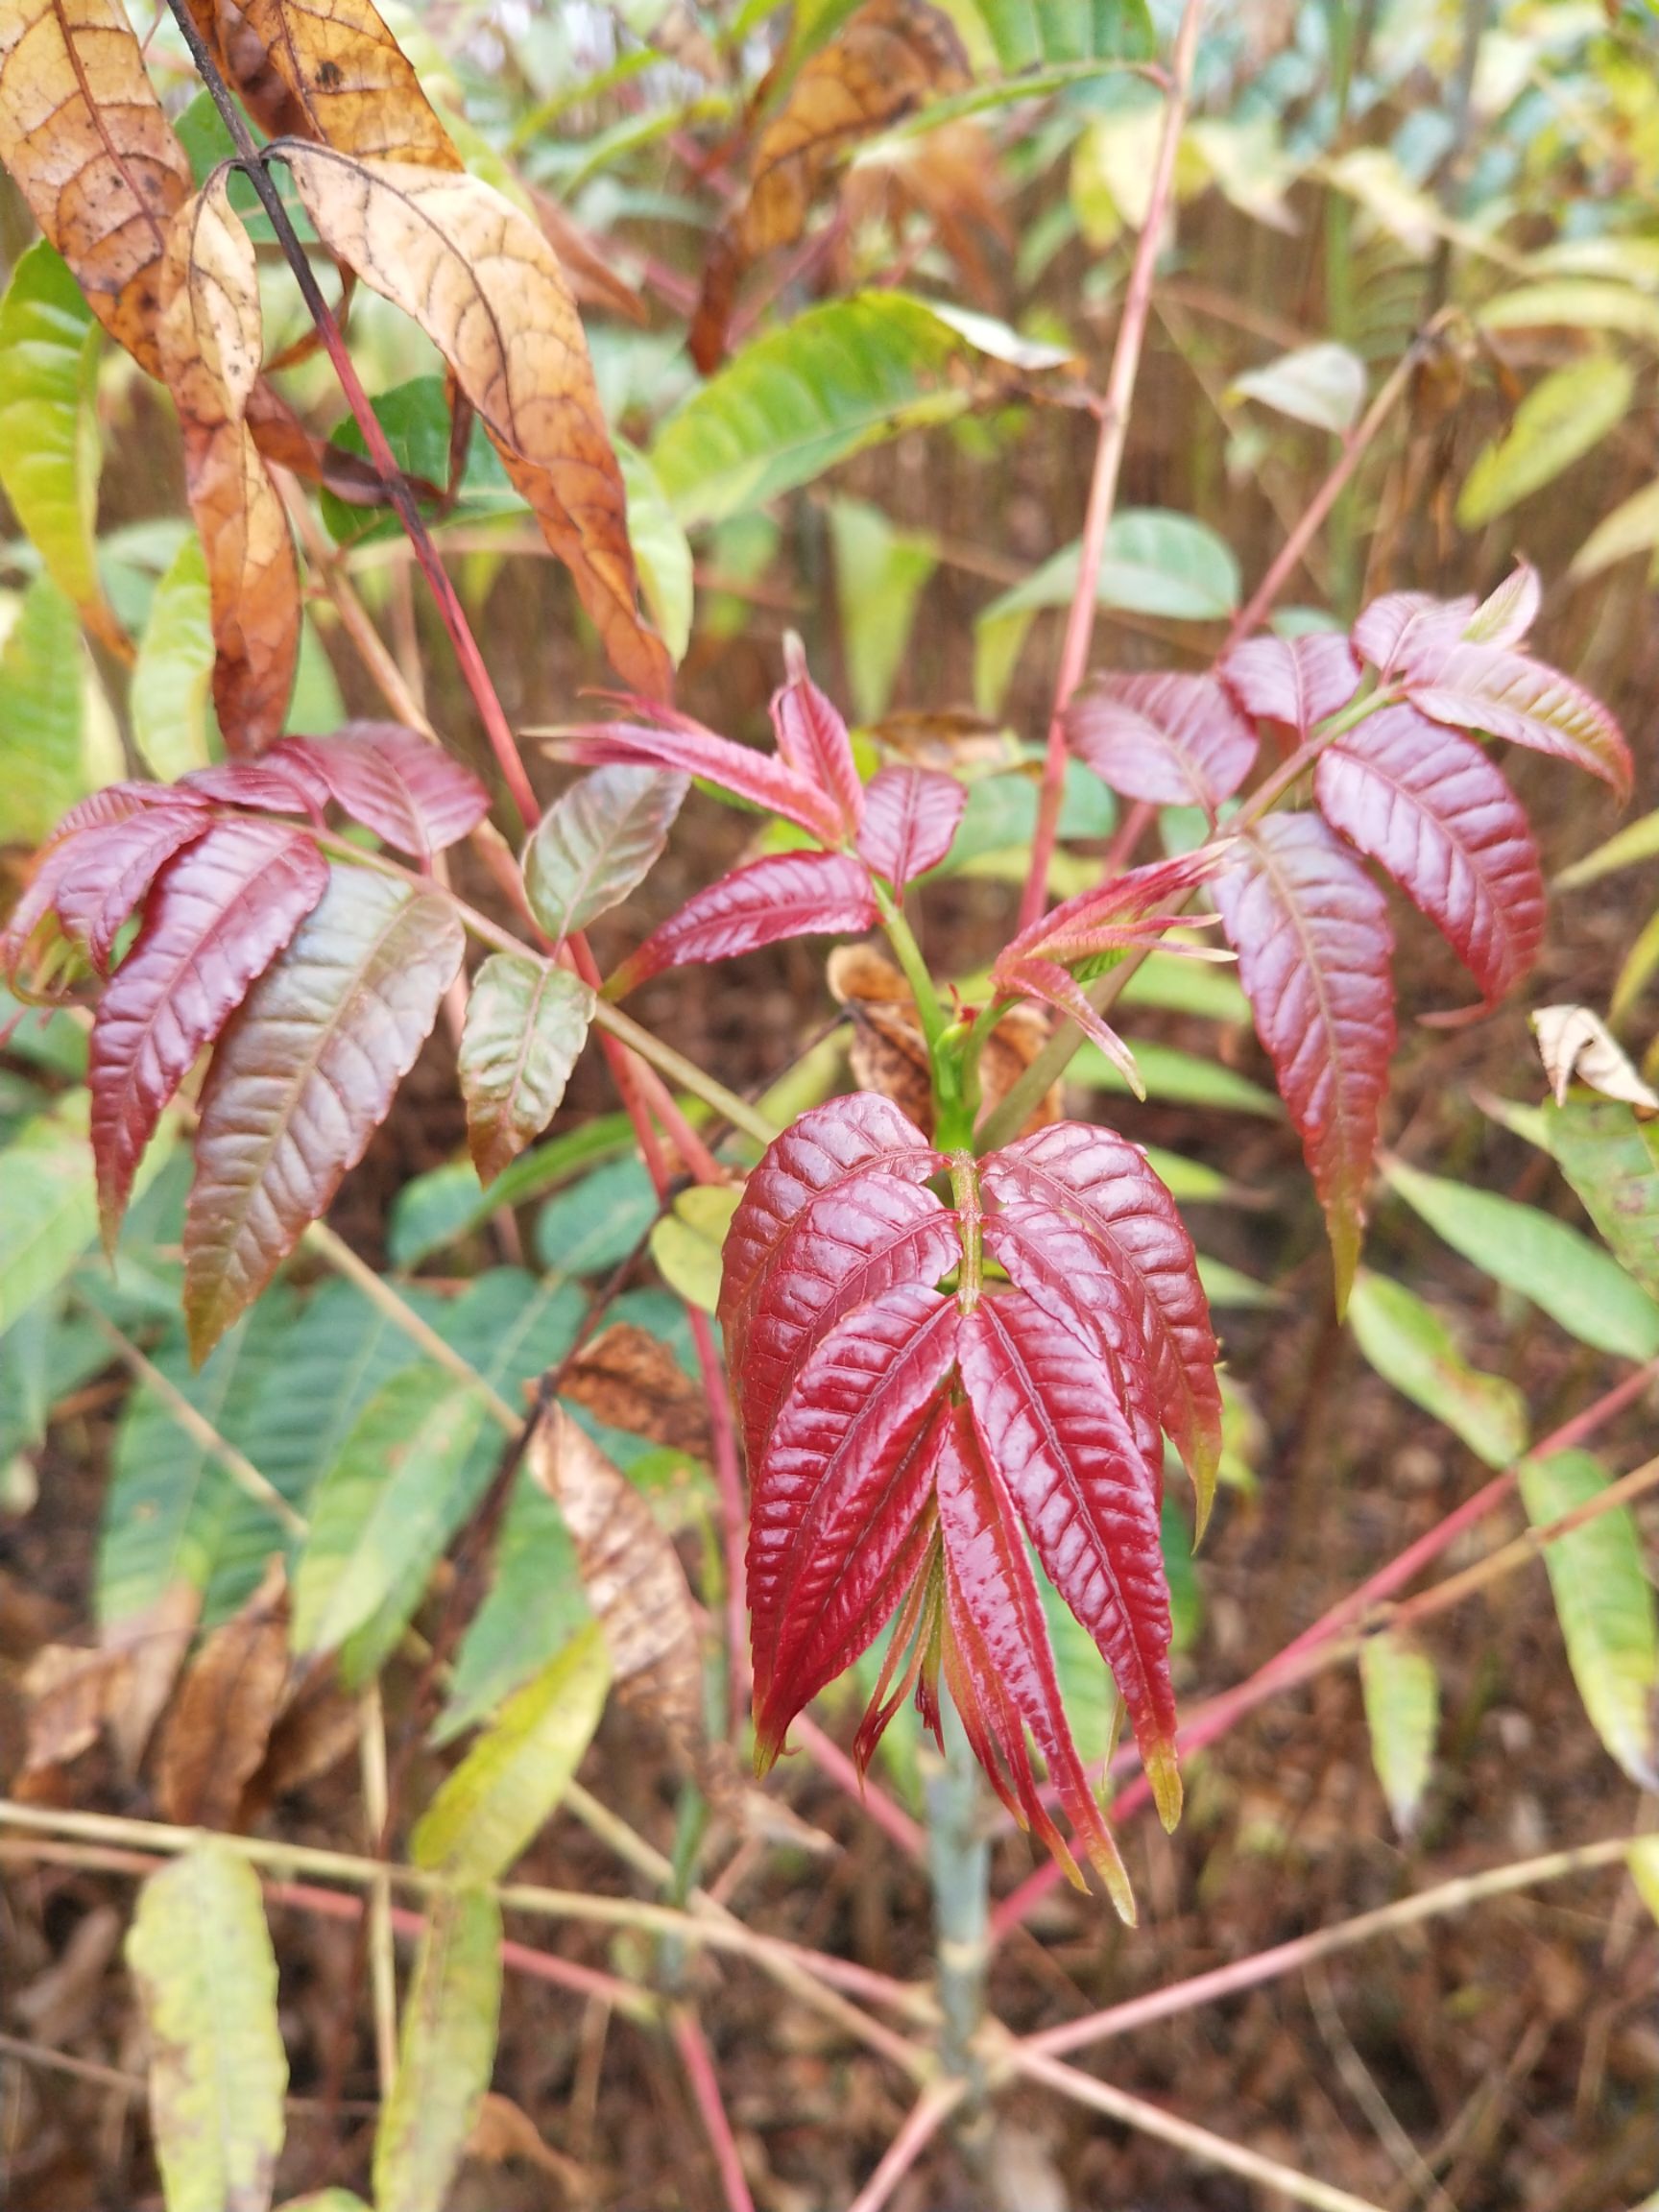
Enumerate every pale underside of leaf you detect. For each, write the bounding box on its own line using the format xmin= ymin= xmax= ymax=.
xmin=523 ymin=763 xmax=688 ymax=941
xmin=1064 ymin=671 xmax=1257 ymax=812
xmin=458 ymin=952 xmax=593 ymax=1185
xmin=612 ymin=849 xmax=877 ymax=995
xmin=189 ymin=0 xmax=460 ymax=166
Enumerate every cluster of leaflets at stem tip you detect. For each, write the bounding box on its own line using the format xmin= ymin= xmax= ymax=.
xmin=0 ymin=724 xmax=490 ymax=1362
xmin=1063 ymin=562 xmax=1629 ymax=1309
xmin=716 ymin=1091 xmax=1223 ymax=1920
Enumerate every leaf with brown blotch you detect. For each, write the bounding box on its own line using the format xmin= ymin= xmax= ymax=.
xmin=103 ymin=1584 xmax=202 ymax=1777
xmin=689 ymin=0 xmax=969 ymax=370
xmin=157 ymin=173 xmax=301 ymax=754
xmin=559 ymin=1322 xmax=712 ymax=1459
xmin=0 ymin=0 xmax=193 ymax=379
xmin=527 ymin=1403 xmax=707 ymax=1780
xmin=184 ymin=865 xmax=465 ymax=1361
xmin=155 ymin=1557 xmax=289 ymax=1830
xmin=458 ymin=953 xmax=592 ymax=1185
xmin=281 ymin=147 xmax=671 ymax=697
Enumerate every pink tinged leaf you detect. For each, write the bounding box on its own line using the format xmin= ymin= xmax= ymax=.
xmin=750 ymin=1284 xmax=959 ymax=1757
xmin=1220 ymin=634 xmax=1361 ymax=737
xmin=718 ymin=1092 xmax=942 ymax=1353
xmin=989 ymin=954 xmax=1145 ymax=1094
xmin=997 ymin=847 xmax=1229 ymax=971
xmin=180 ymin=754 xmax=333 ymax=815
xmin=1405 ymin=643 xmax=1633 ymax=800
xmin=55 ymin=805 xmax=220 ymax=974
xmin=1352 ymin=589 xmax=1476 ymax=683
xmin=933 ymin=1403 xmax=1135 ymax=1913
xmin=770 ymin=663 xmax=864 ymax=835
xmin=1064 ymin=673 xmax=1258 ymax=812
xmin=607 ymin=851 xmax=877 ymax=997
xmin=737 ymin=1175 xmax=961 ymax=1468
xmin=980 ymin=1119 xmax=1221 ymax=1531
xmin=89 ymin=821 xmax=328 ymax=1246
xmin=958 ymin=1288 xmax=1180 ymax=1823
xmin=854 ymin=766 xmax=966 ymax=888
xmin=1463 ymin=561 xmax=1540 ymax=648
xmin=183 ymin=866 xmax=465 ymax=1361
xmin=1213 ymin=813 xmax=1394 ymax=1310
xmin=0 ymin=787 xmax=206 ymax=973
xmin=278 ymin=724 xmax=491 ymax=857
xmin=1314 ymin=703 xmax=1544 ymax=1009
xmin=557 ymin=718 xmax=844 ymax=845
xmin=457 ymin=953 xmax=593 ymax=1185
xmin=522 ymin=765 xmax=688 ymax=943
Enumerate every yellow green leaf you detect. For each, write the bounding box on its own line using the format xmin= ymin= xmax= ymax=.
xmin=1358 ymin=1630 xmax=1439 ymax=1837
xmin=1457 ymin=356 xmax=1634 ymax=528
xmin=372 ymin=1888 xmax=501 ymax=2212
xmin=0 ymin=239 xmax=112 ymax=634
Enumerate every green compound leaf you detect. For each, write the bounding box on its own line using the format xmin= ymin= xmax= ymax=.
xmin=126 ymin=1844 xmax=288 ymax=2212
xmin=372 ymin=1888 xmax=502 ymax=2212
xmin=0 ymin=573 xmax=87 ymax=848
xmin=1349 ymin=1270 xmax=1527 ymax=1470
xmin=1544 ymin=1097 xmax=1659 ymax=1303
xmin=1358 ymin=1630 xmax=1439 ymax=1838
xmin=433 ymin=1470 xmax=591 ymax=1743
xmin=131 ymin=535 xmax=217 ymax=780
xmin=1519 ymin=1451 xmax=1659 ymax=1791
xmin=0 ymin=1096 xmax=99 ymax=1334
xmin=0 ymin=240 xmax=109 ymax=629
xmin=1457 ymin=356 xmax=1634 ymax=528
xmin=973 ymin=0 xmax=1154 ymax=70
xmin=457 ymin=953 xmax=593 ymax=1185
xmin=524 ymin=766 xmax=686 ymax=945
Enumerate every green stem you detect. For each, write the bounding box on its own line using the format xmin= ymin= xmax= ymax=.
xmin=874 ymin=882 xmax=948 ymax=1053
xmin=923 ymin=1695 xmax=991 ymax=2096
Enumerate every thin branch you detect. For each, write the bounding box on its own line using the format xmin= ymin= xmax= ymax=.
xmin=358 ymin=1681 xmax=399 ymax=2099
xmin=846 ymin=2080 xmax=966 ymax=2212
xmin=670 ymin=2005 xmax=756 ymax=2212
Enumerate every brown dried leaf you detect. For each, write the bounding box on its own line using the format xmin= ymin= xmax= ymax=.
xmin=12 ymin=1903 xmax=123 ymax=2043
xmin=690 ymin=0 xmax=969 ymax=369
xmin=528 ymin=1404 xmax=705 ymax=1777
xmin=103 ymin=1582 xmax=202 ymax=1777
xmin=530 ymin=185 xmax=649 ymax=325
xmin=469 ymin=2091 xmax=585 ymax=2186
xmin=155 ymin=1558 xmax=290 ymax=1830
xmin=158 ymin=173 xmax=301 ymax=753
xmin=560 ymin=1322 xmax=712 ymax=1459
xmin=1532 ymin=1003 xmax=1659 ymax=1113
xmin=236 ymin=1668 xmax=358 ymax=1824
xmin=842 ymin=119 xmax=1008 ymax=307
xmin=283 ymin=147 xmax=670 ymax=697
xmin=827 ymin=945 xmax=1061 ymax=1136
xmin=20 ymin=1642 xmax=127 ymax=1778
xmin=0 ymin=0 xmax=194 ymax=377
xmin=869 ymin=707 xmax=1012 ymax=769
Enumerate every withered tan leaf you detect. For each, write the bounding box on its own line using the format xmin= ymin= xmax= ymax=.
xmin=560 ymin=1322 xmax=712 ymax=1459
xmin=155 ymin=1557 xmax=290 ymax=1830
xmin=158 ymin=172 xmax=301 ymax=753
xmin=282 ymin=146 xmax=671 ymax=697
xmin=0 ymin=0 xmax=194 ymax=377
xmin=1532 ymin=1002 xmax=1659 ymax=1113
xmin=469 ymin=2092 xmax=585 ymax=2186
xmin=20 ymin=1641 xmax=128 ymax=1779
xmin=237 ymin=1667 xmax=358 ymax=1824
xmin=103 ymin=1582 xmax=202 ymax=1777
xmin=690 ymin=0 xmax=968 ymax=369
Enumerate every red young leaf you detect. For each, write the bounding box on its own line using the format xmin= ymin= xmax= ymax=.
xmin=1314 ymin=703 xmax=1544 ymax=1009
xmin=1352 ymin=589 xmax=1475 ymax=682
xmin=933 ymin=1402 xmax=1134 ymax=1911
xmin=279 ymin=724 xmax=491 ymax=857
xmin=557 ymin=717 xmax=845 ymax=846
xmin=854 ymin=765 xmax=965 ymax=888
xmin=980 ymin=1120 xmax=1221 ymax=1525
xmin=181 ymin=755 xmax=333 ymax=815
xmin=183 ymin=866 xmax=464 ymax=1359
xmin=1221 ymin=633 xmax=1361 ymax=737
xmin=1463 ymin=561 xmax=1540 ymax=647
xmin=958 ymin=1287 xmax=1180 ymax=1823
xmin=998 ymin=847 xmax=1227 ymax=968
xmin=1214 ymin=813 xmax=1394 ymax=1310
xmin=607 ymin=851 xmax=877 ymax=997
xmin=90 ymin=820 xmax=328 ymax=1244
xmin=1406 ymin=643 xmax=1632 ymax=800
xmin=988 ymin=953 xmax=1145 ymax=1094
xmin=1064 ymin=672 xmax=1257 ymax=812
xmin=7 ymin=797 xmax=213 ymax=974
xmin=771 ymin=653 xmax=864 ymax=836
xmin=751 ymin=1283 xmax=959 ymax=1757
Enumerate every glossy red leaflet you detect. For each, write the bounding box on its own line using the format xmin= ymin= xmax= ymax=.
xmin=607 ymin=850 xmax=877 ymax=996
xmin=1406 ymin=642 xmax=1632 ymax=800
xmin=855 ymin=766 xmax=965 ymax=888
xmin=770 ymin=660 xmax=864 ymax=837
xmin=1221 ymin=633 xmax=1361 ymax=738
xmin=557 ymin=717 xmax=845 ymax=845
xmin=1351 ymin=589 xmax=1475 ymax=682
xmin=1064 ymin=671 xmax=1257 ymax=813
xmin=280 ymin=722 xmax=491 ymax=857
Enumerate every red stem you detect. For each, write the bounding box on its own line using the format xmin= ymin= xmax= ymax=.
xmin=670 ymin=2004 xmax=757 ymax=2212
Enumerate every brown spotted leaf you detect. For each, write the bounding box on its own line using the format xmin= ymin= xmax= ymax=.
xmin=0 ymin=1 xmax=193 ymax=378
xmin=559 ymin=1322 xmax=712 ymax=1458
xmin=155 ymin=1557 xmax=289 ymax=1830
xmin=282 ymin=147 xmax=670 ymax=697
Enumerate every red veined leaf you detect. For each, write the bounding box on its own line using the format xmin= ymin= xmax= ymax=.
xmin=278 ymin=724 xmax=491 ymax=857
xmin=1314 ymin=703 xmax=1544 ymax=1010
xmin=933 ymin=1402 xmax=1134 ymax=1915
xmin=606 ymin=851 xmax=877 ymax=998
xmin=2 ymin=792 xmax=212 ymax=974
xmin=718 ymin=1091 xmax=942 ymax=1356
xmin=750 ymin=1283 xmax=959 ymax=1759
xmin=183 ymin=866 xmax=464 ymax=1359
xmin=1352 ymin=589 xmax=1476 ymax=682
xmin=770 ymin=653 xmax=863 ymax=836
xmin=522 ymin=765 xmax=688 ymax=943
xmin=1214 ymin=813 xmax=1394 ymax=1310
xmin=1064 ymin=672 xmax=1257 ymax=812
xmin=997 ymin=846 xmax=1228 ymax=968
xmin=1463 ymin=560 xmax=1540 ymax=648
xmin=1406 ymin=643 xmax=1632 ymax=800
xmin=457 ymin=953 xmax=593 ymax=1185
xmin=737 ymin=1174 xmax=960 ymax=1467
xmin=181 ymin=755 xmax=333 ymax=815
xmin=989 ymin=953 xmax=1144 ymax=1094
xmin=90 ymin=820 xmax=328 ymax=1244
xmin=1220 ymin=633 xmax=1361 ymax=737
xmin=555 ymin=718 xmax=844 ymax=846
xmin=979 ymin=1119 xmax=1222 ymax=1527
xmin=854 ymin=765 xmax=966 ymax=888
xmin=958 ymin=1287 xmax=1180 ymax=1824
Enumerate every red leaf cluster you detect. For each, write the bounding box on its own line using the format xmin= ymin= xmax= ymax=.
xmin=721 ymin=1094 xmax=1220 ymax=1914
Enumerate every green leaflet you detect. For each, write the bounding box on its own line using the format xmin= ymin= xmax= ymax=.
xmin=1519 ymin=1451 xmax=1659 ymax=1791
xmin=126 ymin=1846 xmax=288 ymax=2212
xmin=372 ymin=1888 xmax=502 ymax=2212
xmin=0 ymin=1095 xmax=99 ymax=1334
xmin=534 ymin=1154 xmax=660 ymax=1275
xmin=828 ymin=496 xmax=937 ymax=722
xmin=1348 ymin=1271 xmax=1528 ymax=1470
xmin=1383 ymin=1157 xmax=1659 ymax=1362
xmin=649 ymin=1184 xmax=740 ymax=1315
xmin=0 ymin=240 xmax=108 ymax=625
xmin=320 ymin=374 xmax=520 ymax=548
xmin=617 ymin=437 xmax=693 ymax=663
xmin=386 ymin=1114 xmax=634 ymax=1270
xmin=1631 ymin=1837 xmax=1659 ymax=1929
xmin=0 ymin=574 xmax=88 ymax=848
xmin=1229 ymin=342 xmax=1366 ymax=435
xmin=1456 ymin=356 xmax=1635 ymax=528
xmin=1358 ymin=1631 xmax=1439 ymax=1838
xmin=1544 ymin=1098 xmax=1659 ymax=1302
xmin=524 ymin=769 xmax=687 ymax=945
xmin=457 ymin=954 xmax=593 ymax=1185
xmin=412 ymin=1623 xmax=612 ymax=1882
xmin=973 ymin=0 xmax=1154 ymax=70
xmin=131 ymin=535 xmax=217 ymax=780
xmin=433 ymin=1469 xmax=591 ymax=1743
xmin=1070 ymin=1037 xmax=1281 ymax=1117
xmin=1570 ymin=477 xmax=1659 ymax=584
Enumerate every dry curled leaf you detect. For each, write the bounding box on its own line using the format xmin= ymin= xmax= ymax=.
xmin=158 ymin=172 xmax=301 ymax=754
xmin=0 ymin=0 xmax=193 ymax=377
xmin=1532 ymin=1003 xmax=1659 ymax=1112
xmin=468 ymin=2091 xmax=586 ymax=2187
xmin=237 ymin=1668 xmax=359 ymax=1824
xmin=155 ymin=1558 xmax=290 ymax=1829
xmin=560 ymin=1322 xmax=712 ymax=1459
xmin=19 ymin=1641 xmax=127 ymax=1783
xmin=104 ymin=1582 xmax=202 ymax=1777
xmin=827 ymin=944 xmax=1060 ymax=1136
xmin=282 ymin=146 xmax=670 ymax=697
xmin=690 ymin=0 xmax=969 ymax=369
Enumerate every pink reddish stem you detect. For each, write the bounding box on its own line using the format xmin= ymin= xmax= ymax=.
xmin=671 ymin=2005 xmax=757 ymax=2212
